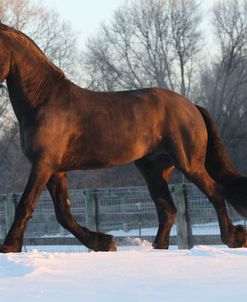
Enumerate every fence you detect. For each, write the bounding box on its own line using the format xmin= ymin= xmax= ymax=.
xmin=0 ymin=183 xmax=245 ymax=252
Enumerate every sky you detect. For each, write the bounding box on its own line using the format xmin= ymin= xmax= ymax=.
xmin=43 ymin=0 xmax=125 ymax=47
xmin=43 ymin=0 xmax=217 ymax=49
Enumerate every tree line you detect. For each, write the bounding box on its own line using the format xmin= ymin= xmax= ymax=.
xmin=1 ymin=0 xmax=247 ymax=193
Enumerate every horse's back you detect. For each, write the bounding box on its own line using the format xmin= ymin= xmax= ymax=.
xmin=55 ymin=85 xmax=207 ymax=170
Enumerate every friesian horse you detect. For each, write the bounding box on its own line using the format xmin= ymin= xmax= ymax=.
xmin=0 ymin=23 xmax=247 ymax=252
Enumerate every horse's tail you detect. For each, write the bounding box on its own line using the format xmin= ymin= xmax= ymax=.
xmin=196 ymin=105 xmax=247 ymax=217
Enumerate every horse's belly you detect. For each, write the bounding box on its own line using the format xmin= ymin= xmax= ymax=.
xmin=60 ymin=137 xmax=158 ymax=171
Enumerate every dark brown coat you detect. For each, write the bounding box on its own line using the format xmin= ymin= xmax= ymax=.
xmin=0 ymin=23 xmax=246 ymax=252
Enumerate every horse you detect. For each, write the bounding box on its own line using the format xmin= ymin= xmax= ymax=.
xmin=0 ymin=23 xmax=247 ymax=253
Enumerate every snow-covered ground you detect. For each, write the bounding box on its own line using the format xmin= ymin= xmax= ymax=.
xmin=0 ymin=243 xmax=247 ymax=302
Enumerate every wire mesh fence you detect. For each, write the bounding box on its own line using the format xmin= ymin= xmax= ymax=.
xmin=0 ymin=183 xmax=245 ymax=252
xmin=184 ymin=183 xmax=245 ymax=245
xmin=0 ymin=194 xmax=6 ymax=239
xmin=24 ymin=190 xmax=86 ymax=239
xmin=96 ymin=186 xmax=160 ymax=237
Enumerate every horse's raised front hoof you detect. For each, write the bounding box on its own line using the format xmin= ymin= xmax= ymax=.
xmin=89 ymin=232 xmax=117 ymax=252
xmin=0 ymin=245 xmax=21 ymax=253
xmin=227 ymin=225 xmax=247 ymax=248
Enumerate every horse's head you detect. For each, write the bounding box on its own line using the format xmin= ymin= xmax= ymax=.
xmin=0 ymin=23 xmax=12 ymax=83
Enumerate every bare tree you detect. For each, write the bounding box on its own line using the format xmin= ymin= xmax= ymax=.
xmin=82 ymin=0 xmax=202 ymax=97
xmin=198 ymin=0 xmax=247 ymax=170
xmin=0 ymin=0 xmax=81 ymax=122
xmin=31 ymin=10 xmax=81 ymax=82
xmin=0 ymin=0 xmax=80 ymax=81
xmin=0 ymin=0 xmax=82 ymax=192
xmin=0 ymin=0 xmax=44 ymax=30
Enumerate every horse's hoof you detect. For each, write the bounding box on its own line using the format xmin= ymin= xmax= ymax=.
xmin=89 ymin=233 xmax=117 ymax=252
xmin=227 ymin=225 xmax=247 ymax=248
xmin=0 ymin=245 xmax=21 ymax=253
xmin=107 ymin=239 xmax=117 ymax=252
xmin=235 ymin=225 xmax=247 ymax=248
xmin=99 ymin=234 xmax=117 ymax=252
xmin=152 ymin=242 xmax=168 ymax=249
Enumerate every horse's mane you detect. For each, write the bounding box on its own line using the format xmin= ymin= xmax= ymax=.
xmin=0 ymin=23 xmax=65 ymax=78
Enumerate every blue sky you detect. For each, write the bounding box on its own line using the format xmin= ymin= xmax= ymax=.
xmin=43 ymin=0 xmax=216 ymax=48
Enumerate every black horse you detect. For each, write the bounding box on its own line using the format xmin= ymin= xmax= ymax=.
xmin=0 ymin=23 xmax=247 ymax=253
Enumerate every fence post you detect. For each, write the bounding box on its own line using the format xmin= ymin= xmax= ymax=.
xmin=174 ymin=184 xmax=193 ymax=249
xmin=85 ymin=189 xmax=98 ymax=232
xmin=5 ymin=193 xmax=17 ymax=234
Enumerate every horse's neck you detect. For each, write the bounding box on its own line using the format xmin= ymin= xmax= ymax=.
xmin=6 ymin=46 xmax=64 ymax=121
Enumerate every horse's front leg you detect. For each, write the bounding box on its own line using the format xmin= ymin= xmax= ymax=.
xmin=0 ymin=161 xmax=53 ymax=253
xmin=47 ymin=172 xmax=117 ymax=252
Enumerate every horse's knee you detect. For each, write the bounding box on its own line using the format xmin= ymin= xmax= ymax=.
xmin=15 ymin=203 xmax=34 ymax=221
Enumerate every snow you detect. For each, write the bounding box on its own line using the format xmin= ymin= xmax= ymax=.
xmin=0 ymin=244 xmax=247 ymax=302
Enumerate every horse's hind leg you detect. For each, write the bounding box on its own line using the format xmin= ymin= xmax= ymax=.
xmin=135 ymin=157 xmax=176 ymax=249
xmin=181 ymin=164 xmax=247 ymax=247
xmin=47 ymin=173 xmax=116 ymax=251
